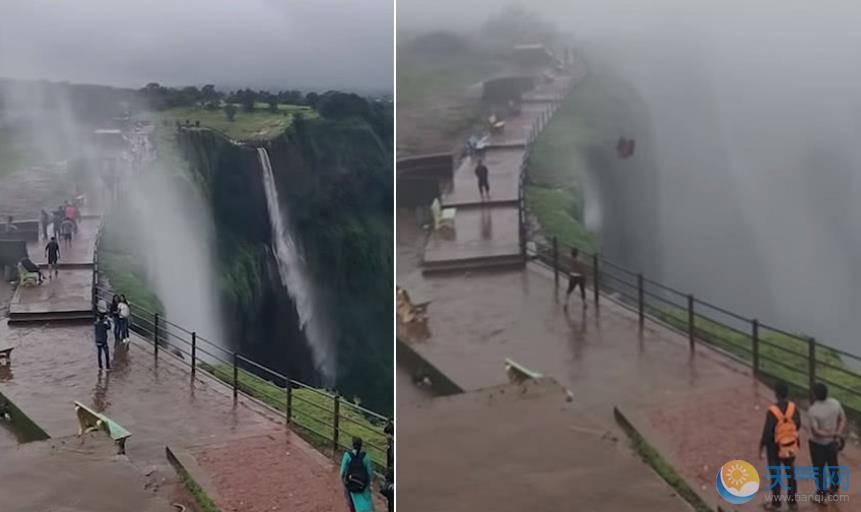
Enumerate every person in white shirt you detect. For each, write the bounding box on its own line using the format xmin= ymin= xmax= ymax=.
xmin=117 ymin=295 xmax=131 ymax=343
xmin=807 ymin=382 xmax=847 ymax=502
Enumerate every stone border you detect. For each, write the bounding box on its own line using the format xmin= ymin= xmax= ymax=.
xmin=0 ymin=388 xmax=50 ymax=443
xmin=613 ymin=406 xmax=716 ymax=512
xmin=166 ymin=445 xmax=221 ymax=512
xmin=396 ymin=338 xmax=464 ymax=396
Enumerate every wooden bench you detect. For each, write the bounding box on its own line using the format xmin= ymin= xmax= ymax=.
xmin=504 ymin=358 xmax=543 ymax=384
xmin=430 ymin=198 xmax=456 ymax=231
xmin=487 ymin=114 xmax=505 ymax=133
xmin=0 ymin=347 xmax=13 ymax=366
xmin=74 ymin=401 xmax=132 ymax=454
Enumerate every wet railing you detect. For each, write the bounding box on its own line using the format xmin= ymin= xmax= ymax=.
xmin=92 ymin=227 xmax=390 ymax=473
xmin=528 ymin=236 xmax=861 ymax=418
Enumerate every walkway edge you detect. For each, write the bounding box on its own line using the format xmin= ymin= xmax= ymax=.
xmin=0 ymin=389 xmax=50 ymax=442
xmin=613 ymin=406 xmax=717 ymax=512
xmin=397 ymin=338 xmax=464 ymax=396
xmin=166 ymin=445 xmax=221 ymax=512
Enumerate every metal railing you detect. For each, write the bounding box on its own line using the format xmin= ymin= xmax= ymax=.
xmin=528 ymin=236 xmax=861 ymax=417
xmin=91 ymin=282 xmax=391 ymax=473
xmin=92 ymin=228 xmax=390 ymax=473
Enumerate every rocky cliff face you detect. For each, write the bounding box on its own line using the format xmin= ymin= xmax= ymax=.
xmin=177 ymin=113 xmax=392 ymax=412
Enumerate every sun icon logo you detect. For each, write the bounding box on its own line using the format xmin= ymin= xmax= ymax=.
xmin=715 ymin=459 xmax=760 ymax=504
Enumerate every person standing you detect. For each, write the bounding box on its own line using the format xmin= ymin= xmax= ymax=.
xmin=40 ymin=209 xmax=49 ymax=240
xmin=382 ymin=422 xmax=394 ymax=512
xmin=118 ymin=295 xmax=131 ymax=343
xmin=94 ymin=312 xmax=111 ymax=371
xmin=4 ymin=216 xmax=17 ymax=235
xmin=759 ymin=381 xmax=800 ymax=510
xmin=60 ymin=217 xmax=75 ymax=249
xmin=44 ymin=236 xmax=60 ymax=278
xmin=340 ymin=437 xmax=374 ymax=512
xmin=474 ymin=158 xmax=490 ymax=199
xmin=109 ymin=295 xmax=121 ymax=343
xmin=808 ymin=383 xmax=847 ymax=503
xmin=52 ymin=206 xmax=64 ymax=238
xmin=564 ymin=248 xmax=587 ymax=311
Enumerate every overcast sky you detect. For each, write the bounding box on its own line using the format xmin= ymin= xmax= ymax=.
xmin=0 ymin=0 xmax=392 ymax=93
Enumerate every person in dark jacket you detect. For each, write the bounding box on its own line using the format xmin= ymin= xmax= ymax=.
xmin=94 ymin=313 xmax=111 ymax=371
xmin=759 ymin=381 xmax=800 ymax=509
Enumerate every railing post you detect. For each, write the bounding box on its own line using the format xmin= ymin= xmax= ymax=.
xmin=637 ymin=273 xmax=644 ymax=329
xmin=808 ymin=337 xmax=816 ymax=393
xmin=687 ymin=295 xmax=695 ymax=350
xmin=191 ymin=331 xmax=197 ymax=379
xmin=333 ymin=393 xmax=341 ymax=452
xmin=286 ymin=382 xmax=292 ymax=424
xmin=752 ymin=319 xmax=760 ymax=375
xmin=552 ymin=236 xmax=559 ymax=289
xmin=232 ymin=352 xmax=239 ymax=403
xmin=592 ymin=253 xmax=600 ymax=307
xmin=154 ymin=313 xmax=160 ymax=359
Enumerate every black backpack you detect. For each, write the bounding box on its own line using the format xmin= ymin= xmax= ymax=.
xmin=344 ymin=451 xmax=369 ymax=493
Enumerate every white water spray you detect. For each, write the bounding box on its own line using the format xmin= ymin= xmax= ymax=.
xmin=257 ymin=147 xmax=336 ymax=383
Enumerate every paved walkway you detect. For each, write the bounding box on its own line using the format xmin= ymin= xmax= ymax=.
xmin=9 ymin=215 xmax=99 ymax=320
xmin=401 ymin=378 xmax=690 ymax=512
xmin=423 ymin=71 xmax=576 ymax=268
xmin=399 ymin=261 xmax=861 ymax=510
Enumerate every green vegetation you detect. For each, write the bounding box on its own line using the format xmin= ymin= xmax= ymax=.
xmin=206 ymin=364 xmax=388 ymax=470
xmin=140 ymin=104 xmax=316 ymax=142
xmin=525 ymin=73 xmax=635 ymax=251
xmin=614 ymin=408 xmax=714 ymax=512
xmin=656 ymin=308 xmax=861 ymax=414
xmin=97 ymin=208 xmax=162 ymax=317
xmin=170 ymin=454 xmax=221 ymax=512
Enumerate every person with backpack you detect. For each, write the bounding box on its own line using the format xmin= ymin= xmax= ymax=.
xmin=340 ymin=436 xmax=374 ymax=512
xmin=808 ymin=382 xmax=847 ymax=503
xmin=759 ymin=381 xmax=800 ymax=509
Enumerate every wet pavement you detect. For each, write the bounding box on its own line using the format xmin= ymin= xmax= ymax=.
xmin=421 ymin=70 xmax=575 ymax=268
xmin=423 ymin=206 xmax=520 ymax=264
xmin=1 ymin=434 xmax=177 ymax=512
xmin=443 ymin=147 xmax=523 ymax=206
xmin=400 ymin=378 xmax=690 ymax=512
xmin=399 ymin=261 xmax=861 ymax=509
xmin=9 ymin=216 xmax=99 ymax=319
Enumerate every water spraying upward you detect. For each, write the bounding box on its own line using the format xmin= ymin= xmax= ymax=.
xmin=257 ymin=147 xmax=336 ymax=383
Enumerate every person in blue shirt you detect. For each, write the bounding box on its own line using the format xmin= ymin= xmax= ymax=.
xmin=94 ymin=312 xmax=111 ymax=371
xmin=340 ymin=437 xmax=374 ymax=512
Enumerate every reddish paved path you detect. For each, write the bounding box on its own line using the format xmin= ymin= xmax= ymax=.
xmin=400 ymin=255 xmax=861 ymax=510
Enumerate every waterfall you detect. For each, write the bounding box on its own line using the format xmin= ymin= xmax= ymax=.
xmin=257 ymin=147 xmax=336 ymax=383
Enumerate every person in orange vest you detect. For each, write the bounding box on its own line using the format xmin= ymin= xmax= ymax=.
xmin=759 ymin=381 xmax=800 ymax=509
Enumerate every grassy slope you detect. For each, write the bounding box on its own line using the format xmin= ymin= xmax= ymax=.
xmin=141 ymin=104 xmax=316 ymax=142
xmin=526 ymin=73 xmax=634 ymax=253
xmin=208 ymin=364 xmax=388 ymax=470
